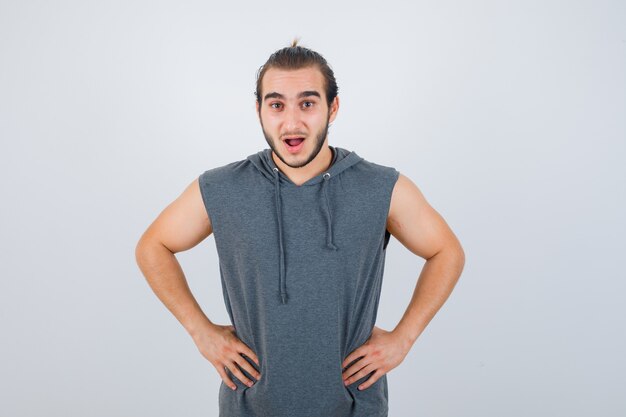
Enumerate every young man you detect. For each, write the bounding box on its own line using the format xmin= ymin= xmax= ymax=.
xmin=135 ymin=40 xmax=465 ymax=417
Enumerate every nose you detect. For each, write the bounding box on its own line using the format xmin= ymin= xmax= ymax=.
xmin=283 ymin=103 xmax=303 ymax=131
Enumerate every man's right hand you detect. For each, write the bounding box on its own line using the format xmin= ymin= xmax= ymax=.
xmin=192 ymin=323 xmax=261 ymax=391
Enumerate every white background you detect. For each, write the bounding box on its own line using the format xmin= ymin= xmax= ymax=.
xmin=1 ymin=1 xmax=624 ymax=416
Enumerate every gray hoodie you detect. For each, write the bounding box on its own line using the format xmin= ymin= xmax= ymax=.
xmin=198 ymin=145 xmax=400 ymax=416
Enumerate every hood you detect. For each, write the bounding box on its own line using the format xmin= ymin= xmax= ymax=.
xmin=246 ymin=146 xmax=364 ymax=305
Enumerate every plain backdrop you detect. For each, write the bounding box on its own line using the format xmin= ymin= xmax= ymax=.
xmin=1 ymin=1 xmax=624 ymax=416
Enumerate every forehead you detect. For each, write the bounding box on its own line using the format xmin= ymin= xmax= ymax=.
xmin=262 ymin=66 xmax=325 ymax=98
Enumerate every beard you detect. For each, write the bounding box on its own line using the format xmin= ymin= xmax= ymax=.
xmin=260 ymin=114 xmax=330 ymax=169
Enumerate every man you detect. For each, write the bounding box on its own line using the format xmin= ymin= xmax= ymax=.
xmin=135 ymin=39 xmax=465 ymax=417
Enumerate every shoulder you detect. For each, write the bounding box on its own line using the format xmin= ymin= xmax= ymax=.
xmin=197 ymin=156 xmax=269 ymax=212
xmin=198 ymin=159 xmax=251 ymax=209
xmin=350 ymin=154 xmax=400 ymax=189
xmin=198 ymin=157 xmax=265 ymax=193
xmin=199 ymin=158 xmax=250 ymax=184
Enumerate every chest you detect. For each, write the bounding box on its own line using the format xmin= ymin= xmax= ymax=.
xmin=216 ymin=183 xmax=389 ymax=257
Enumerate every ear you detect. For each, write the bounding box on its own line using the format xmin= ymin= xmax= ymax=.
xmin=255 ymin=100 xmax=261 ymax=120
xmin=328 ymin=96 xmax=339 ymax=124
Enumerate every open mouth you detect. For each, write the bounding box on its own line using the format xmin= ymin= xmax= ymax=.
xmin=285 ymin=137 xmax=305 ymax=146
xmin=283 ymin=137 xmax=306 ymax=153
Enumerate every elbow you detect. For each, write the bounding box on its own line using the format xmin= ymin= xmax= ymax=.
xmin=438 ymin=239 xmax=465 ymax=272
xmin=135 ymin=233 xmax=172 ymax=266
xmin=135 ymin=236 xmax=148 ymax=267
xmin=454 ymin=242 xmax=466 ymax=273
xmin=447 ymin=231 xmax=465 ymax=270
xmin=135 ymin=233 xmax=158 ymax=267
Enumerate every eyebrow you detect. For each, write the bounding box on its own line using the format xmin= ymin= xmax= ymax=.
xmin=263 ymin=90 xmax=321 ymax=101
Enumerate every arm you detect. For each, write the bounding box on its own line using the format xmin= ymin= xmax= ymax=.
xmin=134 ymin=178 xmax=214 ymax=339
xmin=386 ymin=173 xmax=466 ymax=350
xmin=342 ymin=173 xmax=465 ymax=390
xmin=134 ymin=178 xmax=261 ymax=390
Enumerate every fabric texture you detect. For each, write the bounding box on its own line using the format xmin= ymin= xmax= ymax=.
xmin=198 ymin=145 xmax=400 ymax=417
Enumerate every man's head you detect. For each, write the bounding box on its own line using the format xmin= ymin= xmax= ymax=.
xmin=255 ymin=39 xmax=339 ymax=169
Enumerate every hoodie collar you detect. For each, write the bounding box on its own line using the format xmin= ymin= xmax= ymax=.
xmin=246 ymin=146 xmax=363 ymax=304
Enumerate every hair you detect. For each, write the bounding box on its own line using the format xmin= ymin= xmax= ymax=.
xmin=255 ymin=37 xmax=339 ymax=109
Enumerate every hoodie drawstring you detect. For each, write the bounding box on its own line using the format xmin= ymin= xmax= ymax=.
xmin=321 ymin=172 xmax=338 ymax=251
xmin=272 ymin=167 xmax=288 ymax=304
xmin=272 ymin=168 xmax=338 ymax=305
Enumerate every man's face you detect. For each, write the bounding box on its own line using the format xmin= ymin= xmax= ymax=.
xmin=256 ymin=66 xmax=339 ymax=168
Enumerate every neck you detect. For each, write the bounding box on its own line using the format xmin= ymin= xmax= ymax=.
xmin=272 ymin=144 xmax=334 ymax=186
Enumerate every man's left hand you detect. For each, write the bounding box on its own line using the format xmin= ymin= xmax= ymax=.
xmin=341 ymin=326 xmax=411 ymax=391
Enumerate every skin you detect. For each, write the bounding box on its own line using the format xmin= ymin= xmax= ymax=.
xmin=135 ymin=65 xmax=465 ymax=393
xmin=256 ymin=66 xmax=339 ymax=185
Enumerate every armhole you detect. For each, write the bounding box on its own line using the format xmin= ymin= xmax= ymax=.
xmin=383 ymin=229 xmax=392 ymax=250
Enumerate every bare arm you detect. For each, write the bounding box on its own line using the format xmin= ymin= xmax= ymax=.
xmin=134 ymin=178 xmax=261 ymax=390
xmin=135 ymin=178 xmax=214 ymax=338
xmin=341 ymin=172 xmax=465 ymax=390
xmin=387 ymin=173 xmax=466 ymax=349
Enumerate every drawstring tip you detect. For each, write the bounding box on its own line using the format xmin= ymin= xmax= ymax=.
xmin=327 ymin=241 xmax=338 ymax=251
xmin=280 ymin=293 xmax=288 ymax=304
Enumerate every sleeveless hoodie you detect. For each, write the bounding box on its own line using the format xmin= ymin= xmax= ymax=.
xmin=198 ymin=145 xmax=400 ymax=417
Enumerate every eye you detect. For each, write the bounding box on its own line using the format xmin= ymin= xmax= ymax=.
xmin=302 ymin=101 xmax=314 ymax=108
xmin=270 ymin=102 xmax=282 ymax=109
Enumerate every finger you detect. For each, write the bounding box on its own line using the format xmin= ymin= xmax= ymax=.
xmin=342 ymin=357 xmax=371 ymax=380
xmin=228 ymin=360 xmax=256 ymax=388
xmin=357 ymin=369 xmax=383 ymax=391
xmin=234 ymin=355 xmax=261 ymax=382
xmin=239 ymin=345 xmax=261 ymax=368
xmin=342 ymin=348 xmax=367 ymax=370
xmin=217 ymin=364 xmax=237 ymax=391
xmin=344 ymin=362 xmax=376 ymax=386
